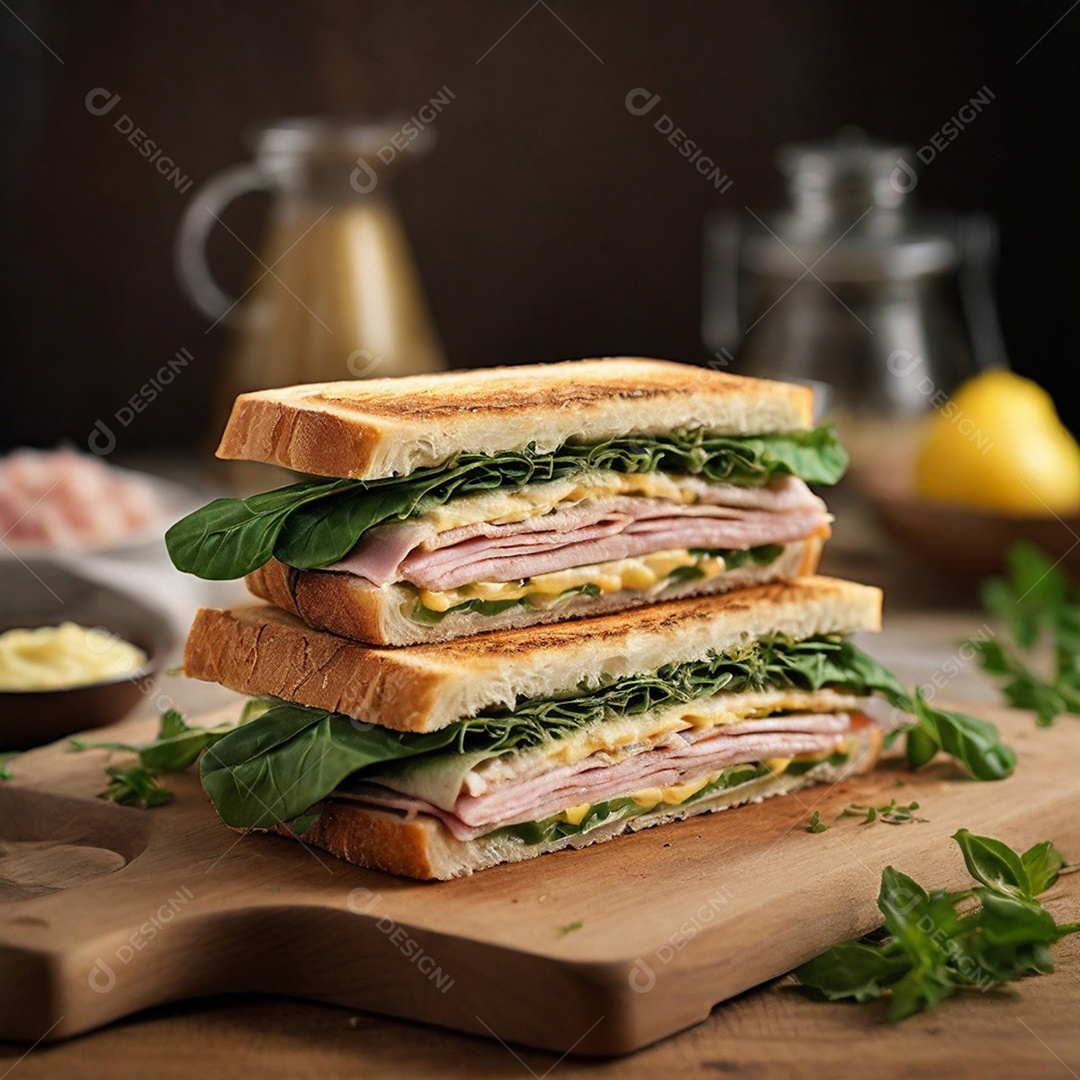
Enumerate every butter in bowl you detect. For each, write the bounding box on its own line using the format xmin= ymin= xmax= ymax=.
xmin=0 ymin=561 xmax=173 ymax=751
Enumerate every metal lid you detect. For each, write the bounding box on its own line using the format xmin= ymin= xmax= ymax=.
xmin=743 ymin=127 xmax=960 ymax=281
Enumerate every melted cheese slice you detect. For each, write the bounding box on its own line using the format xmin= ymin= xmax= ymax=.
xmin=472 ymin=687 xmax=866 ymax=783
xmin=413 ymin=470 xmax=707 ymax=534
xmin=418 ymin=548 xmax=727 ymax=612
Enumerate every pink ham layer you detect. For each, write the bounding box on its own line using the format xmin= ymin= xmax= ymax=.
xmin=334 ymin=712 xmax=864 ymax=842
xmin=327 ymin=476 xmax=829 ymax=591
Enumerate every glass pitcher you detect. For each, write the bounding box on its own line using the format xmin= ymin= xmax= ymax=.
xmin=175 ymin=117 xmax=446 ymax=426
xmin=703 ymin=128 xmax=1007 ymax=494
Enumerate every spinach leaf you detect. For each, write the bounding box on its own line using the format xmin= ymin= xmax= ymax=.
xmin=165 ymin=478 xmax=350 ymax=580
xmin=200 ymin=705 xmax=467 ymax=828
xmin=167 ymin=429 xmax=847 ymax=580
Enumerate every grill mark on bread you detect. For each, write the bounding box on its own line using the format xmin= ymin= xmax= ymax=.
xmin=308 ymin=383 xmax=694 ymax=419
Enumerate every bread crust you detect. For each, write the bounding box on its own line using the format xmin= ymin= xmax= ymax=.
xmin=245 ymin=538 xmax=823 ymax=646
xmin=182 ymin=576 xmax=882 ymax=734
xmin=270 ymin=725 xmax=882 ymax=879
xmin=215 ymin=358 xmax=814 ymax=480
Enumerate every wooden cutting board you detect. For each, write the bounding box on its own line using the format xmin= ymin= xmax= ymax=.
xmin=2 ymin=704 xmax=1079 ymax=1057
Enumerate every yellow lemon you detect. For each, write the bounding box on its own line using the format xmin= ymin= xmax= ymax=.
xmin=913 ymin=369 xmax=1080 ymax=516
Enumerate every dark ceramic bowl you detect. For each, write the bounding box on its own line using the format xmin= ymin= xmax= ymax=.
xmin=0 ymin=561 xmax=174 ymax=751
xmin=870 ymin=496 xmax=1080 ymax=581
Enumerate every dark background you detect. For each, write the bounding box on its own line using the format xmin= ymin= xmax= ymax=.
xmin=2 ymin=0 xmax=1078 ymax=454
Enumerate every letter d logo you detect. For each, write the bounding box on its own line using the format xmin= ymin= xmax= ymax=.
xmin=628 ymin=957 xmax=656 ymax=993
xmin=890 ymin=155 xmax=918 ymax=194
xmin=87 ymin=419 xmax=116 ymax=456
xmin=625 ymin=87 xmax=660 ymax=116
xmin=88 ymin=957 xmax=116 ymax=994
xmin=350 ymin=157 xmax=378 ymax=194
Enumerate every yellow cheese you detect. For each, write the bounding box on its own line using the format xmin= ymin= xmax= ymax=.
xmin=417 ymin=548 xmax=713 ymax=613
xmin=561 ymin=803 xmax=591 ymax=826
xmin=763 ymin=757 xmax=793 ymax=775
xmin=413 ymin=469 xmax=705 ymax=533
xmin=630 ymin=770 xmax=732 ymax=810
xmin=659 ymin=773 xmax=718 ymax=804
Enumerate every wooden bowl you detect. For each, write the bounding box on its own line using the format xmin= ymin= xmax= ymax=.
xmin=0 ymin=561 xmax=174 ymax=751
xmin=869 ymin=496 xmax=1080 ymax=581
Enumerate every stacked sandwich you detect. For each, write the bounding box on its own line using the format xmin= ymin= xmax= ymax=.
xmin=168 ymin=357 xmax=901 ymax=879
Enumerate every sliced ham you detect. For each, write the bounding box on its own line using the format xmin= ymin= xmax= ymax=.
xmin=336 ymin=711 xmax=861 ymax=842
xmin=327 ymin=475 xmax=829 ymax=589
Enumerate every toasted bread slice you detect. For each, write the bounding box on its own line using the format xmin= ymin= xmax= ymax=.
xmin=215 ymin=358 xmax=814 ymax=480
xmin=269 ymin=724 xmax=882 ymax=879
xmin=182 ymin=576 xmax=882 ymax=734
xmin=245 ymin=537 xmax=823 ymax=646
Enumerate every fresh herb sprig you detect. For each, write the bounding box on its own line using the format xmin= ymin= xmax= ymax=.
xmin=970 ymin=542 xmax=1080 ymax=726
xmin=101 ymin=765 xmax=174 ymax=808
xmin=794 ymin=829 xmax=1078 ymax=1021
xmin=71 ymin=707 xmax=241 ymax=807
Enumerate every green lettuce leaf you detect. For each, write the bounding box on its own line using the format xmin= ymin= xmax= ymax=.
xmin=167 ymin=428 xmax=847 ymax=580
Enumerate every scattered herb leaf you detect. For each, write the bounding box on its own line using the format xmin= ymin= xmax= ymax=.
xmin=0 ymin=751 xmax=19 ymax=780
xmin=74 ymin=707 xmax=247 ymax=809
xmin=971 ymin=542 xmax=1080 ymax=726
xmin=101 ymin=765 xmax=174 ymax=808
xmin=794 ymin=831 xmax=1078 ymax=1021
xmin=807 ymin=810 xmax=830 ymax=833
xmin=834 ymin=800 xmax=927 ymax=827
xmin=558 ymin=921 xmax=583 ymax=937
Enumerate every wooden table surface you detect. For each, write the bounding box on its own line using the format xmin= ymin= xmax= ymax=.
xmin=3 ymin=500 xmax=1079 ymax=1079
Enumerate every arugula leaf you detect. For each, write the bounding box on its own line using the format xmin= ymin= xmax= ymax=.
xmin=905 ymin=692 xmax=1017 ymax=781
xmin=101 ymin=765 xmax=174 ymax=808
xmin=794 ymin=831 xmax=1078 ymax=1021
xmin=811 ymin=646 xmax=1015 ymax=781
xmin=166 ymin=429 xmax=848 ymax=580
